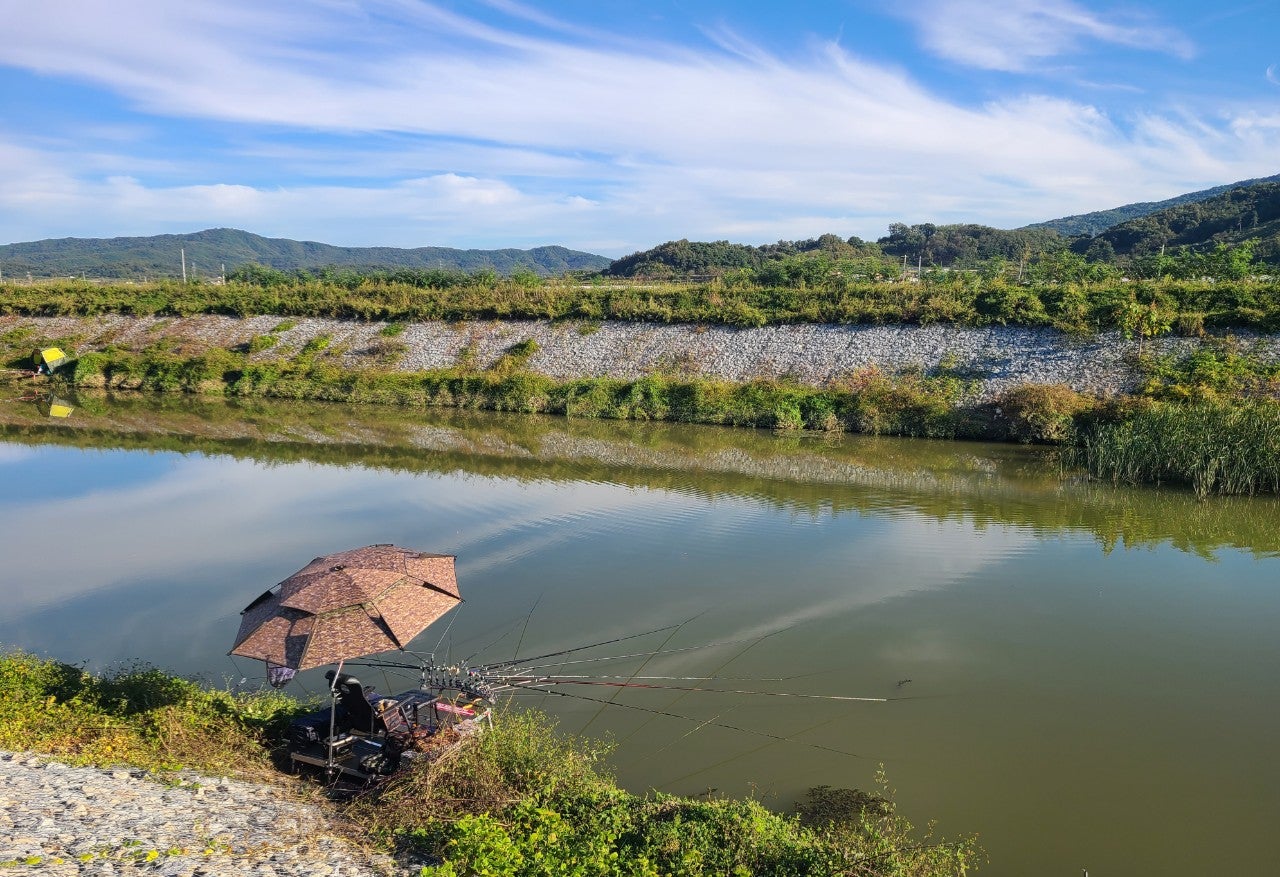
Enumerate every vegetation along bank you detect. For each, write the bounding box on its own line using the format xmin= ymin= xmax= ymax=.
xmin=0 ymin=651 xmax=980 ymax=876
xmin=3 ymin=272 xmax=1280 ymax=496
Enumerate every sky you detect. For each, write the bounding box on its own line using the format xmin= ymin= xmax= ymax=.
xmin=2 ymin=0 xmax=1279 ymax=256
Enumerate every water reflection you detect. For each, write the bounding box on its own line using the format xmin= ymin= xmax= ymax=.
xmin=1 ymin=394 xmax=1278 ymax=877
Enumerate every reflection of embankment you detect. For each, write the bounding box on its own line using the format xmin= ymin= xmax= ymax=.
xmin=2 ymin=393 xmax=1277 ymax=558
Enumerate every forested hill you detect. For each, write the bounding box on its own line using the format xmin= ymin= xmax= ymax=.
xmin=0 ymin=228 xmax=611 ymax=279
xmin=1025 ymin=173 xmax=1280 ymax=237
xmin=1088 ymin=181 xmax=1280 ymax=261
xmin=605 ymin=179 xmax=1280 ymax=277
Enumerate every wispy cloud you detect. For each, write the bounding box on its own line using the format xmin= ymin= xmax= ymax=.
xmin=0 ymin=2 xmax=1274 ymax=251
xmin=894 ymin=0 xmax=1195 ymax=72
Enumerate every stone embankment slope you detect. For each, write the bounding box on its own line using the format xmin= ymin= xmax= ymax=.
xmin=0 ymin=751 xmax=405 ymax=876
xmin=8 ymin=314 xmax=1277 ymax=399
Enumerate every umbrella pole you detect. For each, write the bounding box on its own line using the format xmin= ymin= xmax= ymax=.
xmin=327 ymin=659 xmax=343 ymax=778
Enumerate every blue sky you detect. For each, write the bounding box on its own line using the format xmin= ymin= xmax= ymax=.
xmin=2 ymin=1 xmax=1278 ymax=256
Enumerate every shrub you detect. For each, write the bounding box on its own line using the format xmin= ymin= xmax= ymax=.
xmin=0 ymin=651 xmax=305 ymax=775
xmin=995 ymin=383 xmax=1096 ymax=443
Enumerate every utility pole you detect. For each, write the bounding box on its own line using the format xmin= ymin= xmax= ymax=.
xmin=181 ymin=248 xmax=187 ymax=283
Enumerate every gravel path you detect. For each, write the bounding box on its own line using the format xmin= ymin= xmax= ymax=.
xmin=0 ymin=751 xmax=406 ymax=876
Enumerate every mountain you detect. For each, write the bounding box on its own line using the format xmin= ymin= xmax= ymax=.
xmin=1025 ymin=173 xmax=1280 ymax=237
xmin=1083 ymin=181 xmax=1280 ymax=261
xmin=0 ymin=228 xmax=611 ymax=279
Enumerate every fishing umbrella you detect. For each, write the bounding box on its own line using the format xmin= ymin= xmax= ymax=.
xmin=229 ymin=544 xmax=460 ymax=686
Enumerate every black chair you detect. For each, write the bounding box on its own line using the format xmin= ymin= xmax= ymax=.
xmin=337 ymin=678 xmax=380 ymax=736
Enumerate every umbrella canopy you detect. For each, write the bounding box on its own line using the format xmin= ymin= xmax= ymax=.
xmin=229 ymin=544 xmax=460 ymax=671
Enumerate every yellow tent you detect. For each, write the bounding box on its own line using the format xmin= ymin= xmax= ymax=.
xmin=34 ymin=347 xmax=68 ymax=373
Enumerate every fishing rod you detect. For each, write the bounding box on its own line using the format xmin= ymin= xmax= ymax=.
xmin=532 ymin=685 xmax=874 ymax=761
xmin=504 ymin=678 xmax=887 ymax=703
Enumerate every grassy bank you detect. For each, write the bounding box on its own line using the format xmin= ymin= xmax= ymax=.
xmin=5 ymin=335 xmax=1278 ymax=495
xmin=4 ymin=273 xmax=1279 ymax=333
xmin=1 ymin=652 xmax=981 ymax=876
xmin=0 ymin=650 xmax=300 ymax=776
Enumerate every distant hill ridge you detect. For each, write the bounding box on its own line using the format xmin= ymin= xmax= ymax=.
xmin=1025 ymin=173 xmax=1280 ymax=237
xmin=0 ymin=228 xmax=611 ymax=279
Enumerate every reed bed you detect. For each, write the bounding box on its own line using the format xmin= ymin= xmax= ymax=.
xmin=1069 ymin=400 xmax=1280 ymax=496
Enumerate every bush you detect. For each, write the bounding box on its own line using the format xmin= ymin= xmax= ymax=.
xmin=995 ymin=383 xmax=1096 ymax=443
xmin=0 ymin=651 xmax=305 ymax=775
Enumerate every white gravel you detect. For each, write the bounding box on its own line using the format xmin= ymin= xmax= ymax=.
xmin=6 ymin=314 xmax=1277 ymax=401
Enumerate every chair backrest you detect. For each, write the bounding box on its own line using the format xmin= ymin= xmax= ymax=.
xmin=337 ymin=679 xmax=379 ymax=735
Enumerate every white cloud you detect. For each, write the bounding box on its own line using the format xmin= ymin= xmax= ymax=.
xmin=894 ymin=0 xmax=1195 ymax=72
xmin=0 ymin=2 xmax=1275 ymax=251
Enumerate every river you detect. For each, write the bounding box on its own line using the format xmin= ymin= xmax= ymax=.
xmin=2 ymin=393 xmax=1278 ymax=875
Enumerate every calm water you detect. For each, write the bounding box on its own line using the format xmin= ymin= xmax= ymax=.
xmin=2 ymin=394 xmax=1279 ymax=876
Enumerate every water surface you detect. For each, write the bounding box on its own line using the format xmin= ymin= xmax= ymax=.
xmin=1 ymin=394 xmax=1277 ymax=876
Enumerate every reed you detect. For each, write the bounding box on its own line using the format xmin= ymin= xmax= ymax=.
xmin=1068 ymin=400 xmax=1280 ymax=496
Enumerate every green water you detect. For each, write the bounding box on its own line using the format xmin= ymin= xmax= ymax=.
xmin=2 ymin=392 xmax=1277 ymax=875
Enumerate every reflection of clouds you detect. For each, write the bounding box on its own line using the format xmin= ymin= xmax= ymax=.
xmin=714 ymin=516 xmax=1036 ymax=647
xmin=0 ymin=444 xmax=35 ymax=465
xmin=0 ymin=450 xmax=715 ymax=620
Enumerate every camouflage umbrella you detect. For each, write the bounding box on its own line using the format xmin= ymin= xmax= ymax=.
xmin=229 ymin=544 xmax=460 ymax=678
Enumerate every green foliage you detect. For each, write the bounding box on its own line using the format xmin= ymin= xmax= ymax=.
xmin=836 ymin=367 xmax=970 ymax=439
xmin=380 ymin=322 xmax=407 ymax=337
xmin=1137 ymin=337 xmax=1280 ymax=401
xmin=349 ymin=710 xmax=979 ymax=877
xmin=1093 ymin=182 xmax=1280 ymax=265
xmin=0 ymin=651 xmax=306 ymax=775
xmin=0 ymin=229 xmax=609 ymax=281
xmin=247 ymin=334 xmax=278 ymax=354
xmin=300 ymin=334 xmax=331 ymax=356
xmin=4 ymin=267 xmax=1278 ymax=334
xmin=995 ymin=384 xmax=1096 ymax=443
xmin=1067 ymin=399 xmax=1280 ymax=496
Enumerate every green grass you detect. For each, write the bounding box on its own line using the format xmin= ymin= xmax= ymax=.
xmin=0 ymin=650 xmax=305 ymax=775
xmin=1067 ymin=399 xmax=1280 ymax=497
xmin=3 ymin=274 xmax=1278 ymax=333
xmin=50 ymin=345 xmax=980 ymax=437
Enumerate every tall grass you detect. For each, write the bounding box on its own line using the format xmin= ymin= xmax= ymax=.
xmin=0 ymin=650 xmax=305 ymax=775
xmin=1068 ymin=400 xmax=1280 ymax=496
xmin=59 ymin=347 xmax=981 ymax=438
xmin=4 ymin=274 xmax=1279 ymax=333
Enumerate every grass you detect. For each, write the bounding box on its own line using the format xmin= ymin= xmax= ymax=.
xmin=3 ymin=274 xmax=1278 ymax=334
xmin=47 ymin=344 xmax=982 ymax=437
xmin=1066 ymin=398 xmax=1280 ymax=497
xmin=1 ymin=652 xmax=981 ymax=876
xmin=0 ymin=650 xmax=305 ymax=776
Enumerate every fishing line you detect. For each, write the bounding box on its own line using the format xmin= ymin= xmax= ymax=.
xmin=484 ymin=621 xmax=684 ymax=669
xmin=612 ymin=627 xmax=780 ymax=750
xmin=535 ymin=686 xmax=871 ymax=760
xmin=430 ymin=604 xmax=464 ymax=655
xmin=511 ymin=592 xmax=543 ymax=662
xmin=501 ymin=634 xmax=772 ymax=674
xmin=657 ymin=708 xmax=873 ymax=789
xmin=618 ymin=704 xmax=744 ymax=771
xmin=521 ymin=679 xmax=886 ymax=702
xmin=577 ymin=614 xmax=695 ymax=736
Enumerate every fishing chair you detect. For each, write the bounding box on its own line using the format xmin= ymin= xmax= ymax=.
xmin=330 ymin=673 xmax=424 ymax=744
